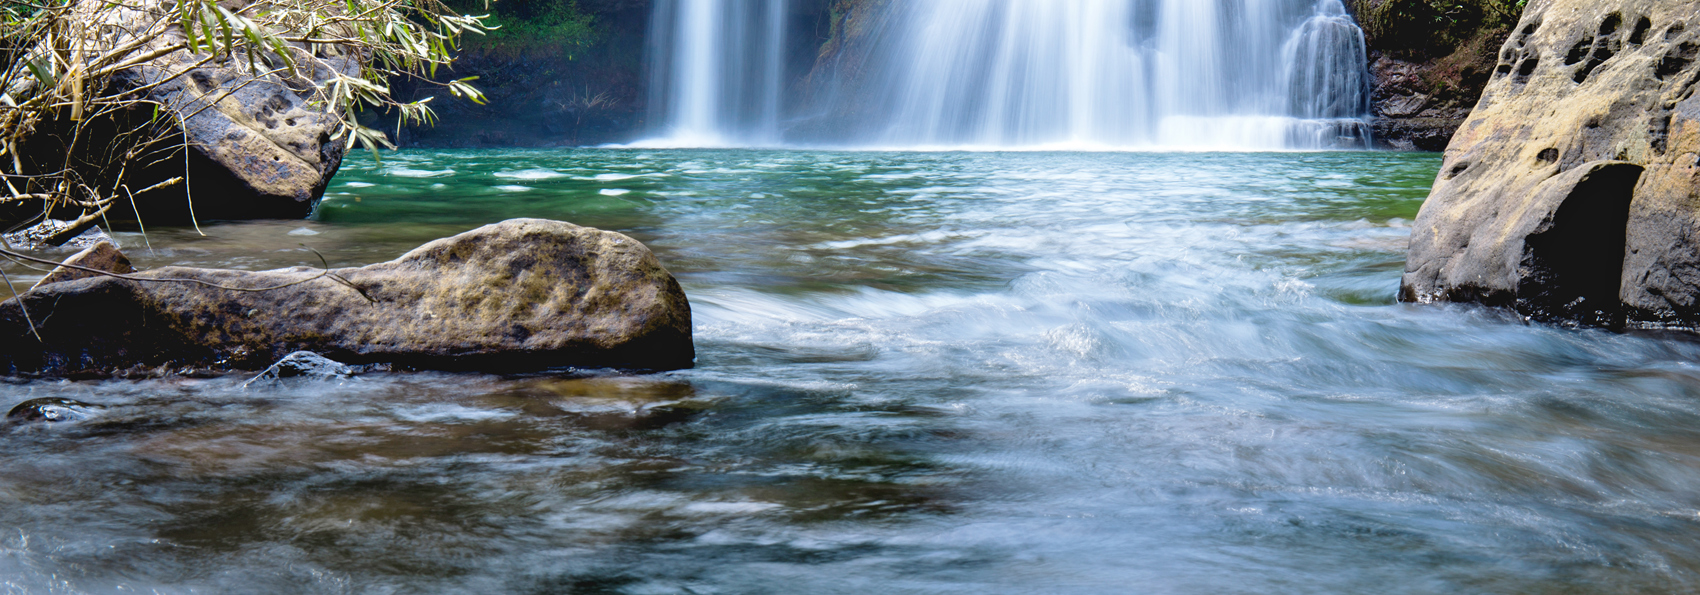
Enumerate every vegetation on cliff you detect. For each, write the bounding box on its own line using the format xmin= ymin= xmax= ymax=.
xmin=1350 ymin=0 xmax=1526 ymax=52
xmin=444 ymin=0 xmax=600 ymax=57
xmin=1349 ymin=0 xmax=1528 ymax=103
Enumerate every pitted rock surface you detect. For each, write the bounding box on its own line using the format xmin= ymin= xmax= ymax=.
xmin=0 ymin=219 xmax=694 ymax=376
xmin=1401 ymin=0 xmax=1700 ymax=328
xmin=70 ymin=0 xmax=358 ymax=220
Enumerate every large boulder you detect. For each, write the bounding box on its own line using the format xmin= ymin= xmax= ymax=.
xmin=23 ymin=0 xmax=359 ymax=221
xmin=0 ymin=219 xmax=694 ymax=376
xmin=1401 ymin=0 xmax=1700 ymax=328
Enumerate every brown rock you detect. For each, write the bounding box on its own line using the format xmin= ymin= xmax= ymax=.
xmin=1401 ymin=0 xmax=1700 ymax=328
xmin=0 ymin=219 xmax=694 ymax=376
xmin=31 ymin=241 xmax=135 ymax=290
xmin=52 ymin=0 xmax=359 ymax=221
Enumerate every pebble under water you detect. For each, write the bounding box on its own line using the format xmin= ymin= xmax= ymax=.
xmin=4 ymin=149 xmax=1700 ymax=594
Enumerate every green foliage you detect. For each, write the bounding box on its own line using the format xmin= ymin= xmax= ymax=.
xmin=0 ymin=0 xmax=492 ymax=235
xmin=444 ymin=0 xmax=598 ymax=57
xmin=1349 ymin=0 xmax=1529 ymax=54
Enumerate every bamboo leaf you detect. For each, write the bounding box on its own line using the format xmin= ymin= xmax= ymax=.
xmin=25 ymin=58 xmax=55 ymax=90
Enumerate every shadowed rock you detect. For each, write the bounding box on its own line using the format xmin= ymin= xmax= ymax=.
xmin=1402 ymin=0 xmax=1700 ymax=328
xmin=0 ymin=219 xmax=694 ymax=376
xmin=2 ymin=220 xmax=119 ymax=250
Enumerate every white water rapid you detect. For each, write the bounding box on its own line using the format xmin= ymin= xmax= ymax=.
xmin=642 ymin=0 xmax=1372 ymax=150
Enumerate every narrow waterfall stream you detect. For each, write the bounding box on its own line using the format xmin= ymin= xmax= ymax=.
xmin=645 ymin=0 xmax=788 ymax=146
xmin=642 ymin=0 xmax=1373 ymax=149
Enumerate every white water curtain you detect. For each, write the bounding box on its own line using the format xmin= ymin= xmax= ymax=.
xmin=645 ymin=0 xmax=1370 ymax=149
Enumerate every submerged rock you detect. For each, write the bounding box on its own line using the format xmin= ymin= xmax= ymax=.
xmin=242 ymin=351 xmax=356 ymax=388
xmin=5 ymin=397 xmax=103 ymax=423
xmin=0 ymin=219 xmax=694 ymax=376
xmin=1401 ymin=0 xmax=1700 ymax=328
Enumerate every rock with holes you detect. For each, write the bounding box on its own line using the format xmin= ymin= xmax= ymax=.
xmin=0 ymin=219 xmax=694 ymax=377
xmin=1402 ymin=0 xmax=1700 ymax=328
xmin=63 ymin=0 xmax=359 ymax=221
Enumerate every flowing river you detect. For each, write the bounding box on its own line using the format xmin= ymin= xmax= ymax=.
xmin=5 ymin=149 xmax=1700 ymax=593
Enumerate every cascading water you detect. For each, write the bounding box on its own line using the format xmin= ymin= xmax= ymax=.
xmin=645 ymin=0 xmax=788 ymax=147
xmin=1281 ymin=1 xmax=1375 ymax=147
xmin=641 ymin=0 xmax=1372 ymax=150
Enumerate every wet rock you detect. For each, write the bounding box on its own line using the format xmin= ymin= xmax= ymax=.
xmin=31 ymin=241 xmax=134 ymax=290
xmin=1366 ymin=54 xmax=1477 ymax=151
xmin=2 ymin=220 xmax=117 ymax=250
xmin=1378 ymin=92 xmax=1432 ymax=118
xmin=1401 ymin=0 xmax=1700 ymax=328
xmin=0 ymin=219 xmax=694 ymax=376
xmin=5 ymin=397 xmax=103 ymax=423
xmin=242 ymin=351 xmax=355 ymax=388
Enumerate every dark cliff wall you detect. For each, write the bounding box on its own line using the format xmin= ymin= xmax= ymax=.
xmin=389 ymin=0 xmax=653 ymax=148
xmin=1347 ymin=0 xmax=1529 ymax=150
xmin=787 ymin=0 xmax=893 ymax=142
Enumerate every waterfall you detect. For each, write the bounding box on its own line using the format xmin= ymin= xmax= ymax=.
xmin=645 ymin=0 xmax=788 ymax=147
xmin=641 ymin=0 xmax=1372 ymax=150
xmin=1281 ymin=1 xmax=1375 ymax=147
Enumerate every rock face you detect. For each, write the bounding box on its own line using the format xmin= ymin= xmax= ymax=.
xmin=0 ymin=219 xmax=694 ymax=376
xmin=1368 ymin=54 xmax=1485 ymax=151
xmin=82 ymin=0 xmax=357 ymax=220
xmin=1401 ymin=0 xmax=1700 ymax=328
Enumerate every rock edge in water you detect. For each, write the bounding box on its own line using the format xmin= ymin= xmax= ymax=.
xmin=0 ymin=219 xmax=694 ymax=377
xmin=1402 ymin=0 xmax=1700 ymax=328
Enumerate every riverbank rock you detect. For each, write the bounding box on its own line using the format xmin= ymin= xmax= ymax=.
xmin=1401 ymin=0 xmax=1700 ymax=328
xmin=20 ymin=0 xmax=359 ymax=221
xmin=0 ymin=219 xmax=694 ymax=376
xmin=1367 ymin=54 xmax=1481 ymax=151
xmin=2 ymin=220 xmax=118 ymax=250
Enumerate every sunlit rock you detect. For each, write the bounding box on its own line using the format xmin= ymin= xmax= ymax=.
xmin=34 ymin=0 xmax=359 ymax=221
xmin=0 ymin=219 xmax=694 ymax=376
xmin=1401 ymin=0 xmax=1700 ymax=328
xmin=31 ymin=241 xmax=135 ymax=290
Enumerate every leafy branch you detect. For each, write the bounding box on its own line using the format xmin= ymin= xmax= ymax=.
xmin=0 ymin=0 xmax=493 ymax=241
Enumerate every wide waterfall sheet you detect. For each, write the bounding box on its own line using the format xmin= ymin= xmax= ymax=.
xmin=642 ymin=0 xmax=1373 ymax=150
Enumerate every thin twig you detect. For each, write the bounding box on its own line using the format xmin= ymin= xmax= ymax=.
xmin=0 ymin=264 xmax=42 ymax=342
xmin=0 ymin=245 xmax=366 ymax=297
